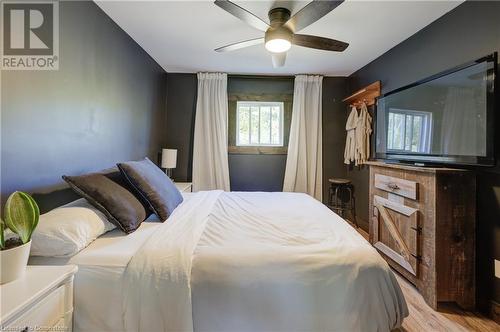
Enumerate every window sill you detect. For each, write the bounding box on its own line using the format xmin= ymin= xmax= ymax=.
xmin=228 ymin=146 xmax=288 ymax=155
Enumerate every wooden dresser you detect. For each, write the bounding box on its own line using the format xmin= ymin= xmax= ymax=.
xmin=367 ymin=161 xmax=476 ymax=310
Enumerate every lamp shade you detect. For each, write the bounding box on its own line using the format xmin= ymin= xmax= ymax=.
xmin=161 ymin=149 xmax=177 ymax=169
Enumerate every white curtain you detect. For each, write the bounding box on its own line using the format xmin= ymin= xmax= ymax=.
xmin=192 ymin=73 xmax=230 ymax=191
xmin=440 ymin=87 xmax=480 ymax=156
xmin=283 ymin=75 xmax=323 ymax=201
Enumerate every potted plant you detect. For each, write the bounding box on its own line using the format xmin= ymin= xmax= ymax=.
xmin=1 ymin=191 xmax=39 ymax=284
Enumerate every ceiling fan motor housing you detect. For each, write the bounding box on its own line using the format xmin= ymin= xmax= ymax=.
xmin=265 ymin=7 xmax=293 ymax=49
xmin=268 ymin=7 xmax=291 ymax=27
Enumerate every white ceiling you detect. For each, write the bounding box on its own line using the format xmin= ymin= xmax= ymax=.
xmin=95 ymin=0 xmax=463 ymax=76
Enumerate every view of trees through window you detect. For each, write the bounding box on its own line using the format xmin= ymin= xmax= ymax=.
xmin=387 ymin=109 xmax=432 ymax=153
xmin=237 ymin=101 xmax=284 ymax=146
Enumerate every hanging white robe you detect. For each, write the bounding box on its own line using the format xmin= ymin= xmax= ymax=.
xmin=354 ymin=102 xmax=372 ymax=165
xmin=344 ymin=106 xmax=358 ymax=165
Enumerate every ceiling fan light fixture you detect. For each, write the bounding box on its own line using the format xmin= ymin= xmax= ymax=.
xmin=264 ymin=27 xmax=292 ymax=53
xmin=265 ymin=38 xmax=291 ymax=53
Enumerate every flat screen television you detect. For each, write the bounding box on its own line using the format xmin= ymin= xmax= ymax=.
xmin=375 ymin=53 xmax=497 ymax=166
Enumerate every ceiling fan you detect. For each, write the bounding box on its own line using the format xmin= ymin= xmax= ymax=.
xmin=214 ymin=0 xmax=349 ymax=67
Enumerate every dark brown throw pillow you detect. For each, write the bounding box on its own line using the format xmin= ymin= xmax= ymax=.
xmin=117 ymin=157 xmax=183 ymax=221
xmin=62 ymin=170 xmax=150 ymax=233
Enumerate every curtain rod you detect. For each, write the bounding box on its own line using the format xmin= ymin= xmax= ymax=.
xmin=228 ymin=74 xmax=295 ymax=80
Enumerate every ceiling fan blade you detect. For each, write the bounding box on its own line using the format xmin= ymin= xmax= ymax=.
xmin=214 ymin=0 xmax=270 ymax=32
xmin=271 ymin=52 xmax=287 ymax=68
xmin=215 ymin=37 xmax=265 ymax=52
xmin=284 ymin=0 xmax=344 ymax=32
xmin=293 ymin=34 xmax=348 ymax=52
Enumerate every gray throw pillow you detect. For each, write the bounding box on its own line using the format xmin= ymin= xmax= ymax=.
xmin=62 ymin=170 xmax=150 ymax=233
xmin=117 ymin=157 xmax=183 ymax=221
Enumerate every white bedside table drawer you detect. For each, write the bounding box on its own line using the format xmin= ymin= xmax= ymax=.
xmin=10 ymin=282 xmax=72 ymax=331
xmin=1 ymin=266 xmax=77 ymax=332
xmin=175 ymin=182 xmax=192 ymax=193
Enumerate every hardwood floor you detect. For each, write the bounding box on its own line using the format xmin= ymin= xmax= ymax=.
xmin=348 ymin=223 xmax=500 ymax=331
xmin=395 ymin=272 xmax=499 ymax=331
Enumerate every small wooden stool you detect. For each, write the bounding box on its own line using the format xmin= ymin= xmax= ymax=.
xmin=328 ymin=178 xmax=358 ymax=227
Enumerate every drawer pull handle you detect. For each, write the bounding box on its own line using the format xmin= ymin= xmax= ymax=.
xmin=387 ymin=183 xmax=400 ymax=190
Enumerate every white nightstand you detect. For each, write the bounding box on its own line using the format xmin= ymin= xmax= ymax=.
xmin=175 ymin=182 xmax=193 ymax=193
xmin=1 ymin=265 xmax=78 ymax=331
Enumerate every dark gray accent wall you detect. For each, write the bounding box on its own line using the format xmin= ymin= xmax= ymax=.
xmin=348 ymin=1 xmax=500 ymax=312
xmin=1 ymin=1 xmax=167 ymax=210
xmin=165 ymin=74 xmax=348 ymax=200
xmin=322 ymin=77 xmax=349 ymax=202
xmin=228 ymin=154 xmax=287 ymax=192
xmin=227 ymin=76 xmax=293 ymax=192
xmin=165 ymin=73 xmax=197 ymax=183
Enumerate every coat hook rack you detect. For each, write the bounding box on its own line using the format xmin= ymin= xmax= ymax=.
xmin=342 ymin=81 xmax=381 ymax=108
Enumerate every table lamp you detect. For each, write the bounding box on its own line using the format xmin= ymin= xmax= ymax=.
xmin=161 ymin=149 xmax=177 ymax=178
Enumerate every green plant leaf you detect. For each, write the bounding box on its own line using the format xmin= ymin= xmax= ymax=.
xmin=0 ymin=218 xmax=5 ymax=250
xmin=4 ymin=191 xmax=39 ymax=244
xmin=26 ymin=194 xmax=39 ymax=240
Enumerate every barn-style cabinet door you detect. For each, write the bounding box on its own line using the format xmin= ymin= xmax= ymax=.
xmin=372 ymin=194 xmax=420 ymax=276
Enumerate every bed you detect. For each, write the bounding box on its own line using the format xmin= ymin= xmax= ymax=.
xmin=31 ymin=191 xmax=408 ymax=332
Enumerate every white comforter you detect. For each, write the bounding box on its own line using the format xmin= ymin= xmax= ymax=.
xmin=123 ymin=191 xmax=408 ymax=332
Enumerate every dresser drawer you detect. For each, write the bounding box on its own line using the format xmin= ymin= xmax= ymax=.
xmin=54 ymin=310 xmax=73 ymax=330
xmin=374 ymin=173 xmax=418 ymax=200
xmin=10 ymin=281 xmax=73 ymax=331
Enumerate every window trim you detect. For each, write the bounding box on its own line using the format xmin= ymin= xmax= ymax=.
xmin=236 ymin=101 xmax=284 ymax=147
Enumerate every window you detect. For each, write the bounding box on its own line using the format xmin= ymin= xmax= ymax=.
xmin=236 ymin=101 xmax=284 ymax=147
xmin=387 ymin=109 xmax=432 ymax=153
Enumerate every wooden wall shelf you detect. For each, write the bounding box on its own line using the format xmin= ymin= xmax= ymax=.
xmin=343 ymin=81 xmax=381 ymax=107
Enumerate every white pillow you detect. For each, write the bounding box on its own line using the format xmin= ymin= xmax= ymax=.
xmin=30 ymin=198 xmax=116 ymax=257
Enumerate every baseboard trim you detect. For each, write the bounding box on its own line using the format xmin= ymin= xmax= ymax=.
xmin=491 ymin=300 xmax=500 ymax=324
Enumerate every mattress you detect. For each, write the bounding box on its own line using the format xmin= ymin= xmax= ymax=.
xmin=29 ymin=221 xmax=160 ymax=332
